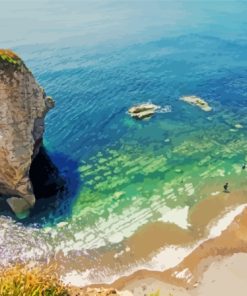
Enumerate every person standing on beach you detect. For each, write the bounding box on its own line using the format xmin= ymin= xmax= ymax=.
xmin=223 ymin=182 xmax=229 ymax=193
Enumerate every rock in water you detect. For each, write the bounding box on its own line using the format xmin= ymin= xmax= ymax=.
xmin=128 ymin=103 xmax=159 ymax=119
xmin=180 ymin=95 xmax=212 ymax=112
xmin=0 ymin=49 xmax=54 ymax=215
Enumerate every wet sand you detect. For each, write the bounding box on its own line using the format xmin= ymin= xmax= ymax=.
xmin=61 ymin=189 xmax=247 ymax=288
xmin=110 ymin=253 xmax=247 ymax=296
xmin=101 ymin=204 xmax=247 ymax=295
xmin=1 ymin=189 xmax=247 ymax=296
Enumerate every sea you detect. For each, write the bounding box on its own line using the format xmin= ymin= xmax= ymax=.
xmin=1 ymin=0 xmax=247 ymax=286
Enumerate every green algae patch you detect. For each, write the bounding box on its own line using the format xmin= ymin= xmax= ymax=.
xmin=68 ymin=105 xmax=247 ymax=237
xmin=75 ymin=132 xmax=245 ymax=219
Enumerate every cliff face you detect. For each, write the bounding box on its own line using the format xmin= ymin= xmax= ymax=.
xmin=0 ymin=49 xmax=54 ymax=215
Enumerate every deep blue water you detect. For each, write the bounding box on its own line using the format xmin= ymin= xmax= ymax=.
xmin=3 ymin=0 xmax=245 ymax=160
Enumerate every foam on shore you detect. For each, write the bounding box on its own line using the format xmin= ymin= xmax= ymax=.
xmin=53 ymin=199 xmax=190 ymax=255
xmin=61 ymin=203 xmax=247 ymax=287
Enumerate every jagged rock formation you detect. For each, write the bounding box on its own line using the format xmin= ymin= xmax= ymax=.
xmin=180 ymin=95 xmax=212 ymax=112
xmin=0 ymin=49 xmax=54 ymax=216
xmin=128 ymin=103 xmax=159 ymax=119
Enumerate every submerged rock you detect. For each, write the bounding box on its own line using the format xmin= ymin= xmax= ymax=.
xmin=128 ymin=103 xmax=159 ymax=119
xmin=0 ymin=49 xmax=54 ymax=215
xmin=235 ymin=124 xmax=243 ymax=129
xmin=180 ymin=95 xmax=212 ymax=112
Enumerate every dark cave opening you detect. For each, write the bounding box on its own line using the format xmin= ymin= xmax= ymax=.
xmin=29 ymin=146 xmax=66 ymax=200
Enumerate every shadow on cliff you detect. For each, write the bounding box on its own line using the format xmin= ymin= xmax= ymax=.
xmin=28 ymin=146 xmax=81 ymax=225
xmin=0 ymin=146 xmax=81 ymax=226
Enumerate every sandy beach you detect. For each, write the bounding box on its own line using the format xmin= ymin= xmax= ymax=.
xmin=60 ymin=189 xmax=247 ymax=286
xmin=68 ymin=192 xmax=247 ymax=295
xmin=111 ymin=205 xmax=247 ymax=295
xmin=117 ymin=253 xmax=247 ymax=296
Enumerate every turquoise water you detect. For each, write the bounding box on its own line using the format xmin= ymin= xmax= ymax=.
xmin=1 ymin=0 xmax=247 ymax=282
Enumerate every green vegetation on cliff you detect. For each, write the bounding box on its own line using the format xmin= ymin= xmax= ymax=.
xmin=0 ymin=266 xmax=69 ymax=296
xmin=0 ymin=266 xmax=122 ymax=296
xmin=0 ymin=49 xmax=23 ymax=67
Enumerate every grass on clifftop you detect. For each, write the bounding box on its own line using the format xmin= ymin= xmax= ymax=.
xmin=0 ymin=265 xmax=173 ymax=296
xmin=0 ymin=49 xmax=23 ymax=66
xmin=0 ymin=266 xmax=69 ymax=296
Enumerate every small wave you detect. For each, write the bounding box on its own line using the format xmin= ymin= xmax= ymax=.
xmin=61 ymin=203 xmax=247 ymax=287
xmin=156 ymin=105 xmax=172 ymax=113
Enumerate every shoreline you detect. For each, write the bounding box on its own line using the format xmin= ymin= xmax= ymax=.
xmin=110 ymin=203 xmax=247 ymax=295
xmin=1 ymin=188 xmax=247 ymax=294
xmin=68 ymin=202 xmax=247 ymax=295
xmin=61 ymin=189 xmax=247 ymax=288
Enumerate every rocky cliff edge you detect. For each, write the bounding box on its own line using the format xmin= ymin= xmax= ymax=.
xmin=0 ymin=49 xmax=54 ymax=216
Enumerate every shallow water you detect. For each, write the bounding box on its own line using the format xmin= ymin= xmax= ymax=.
xmin=1 ymin=0 xmax=247 ymax=285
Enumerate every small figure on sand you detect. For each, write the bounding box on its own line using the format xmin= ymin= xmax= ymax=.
xmin=223 ymin=182 xmax=229 ymax=193
xmin=242 ymin=164 xmax=246 ymax=170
